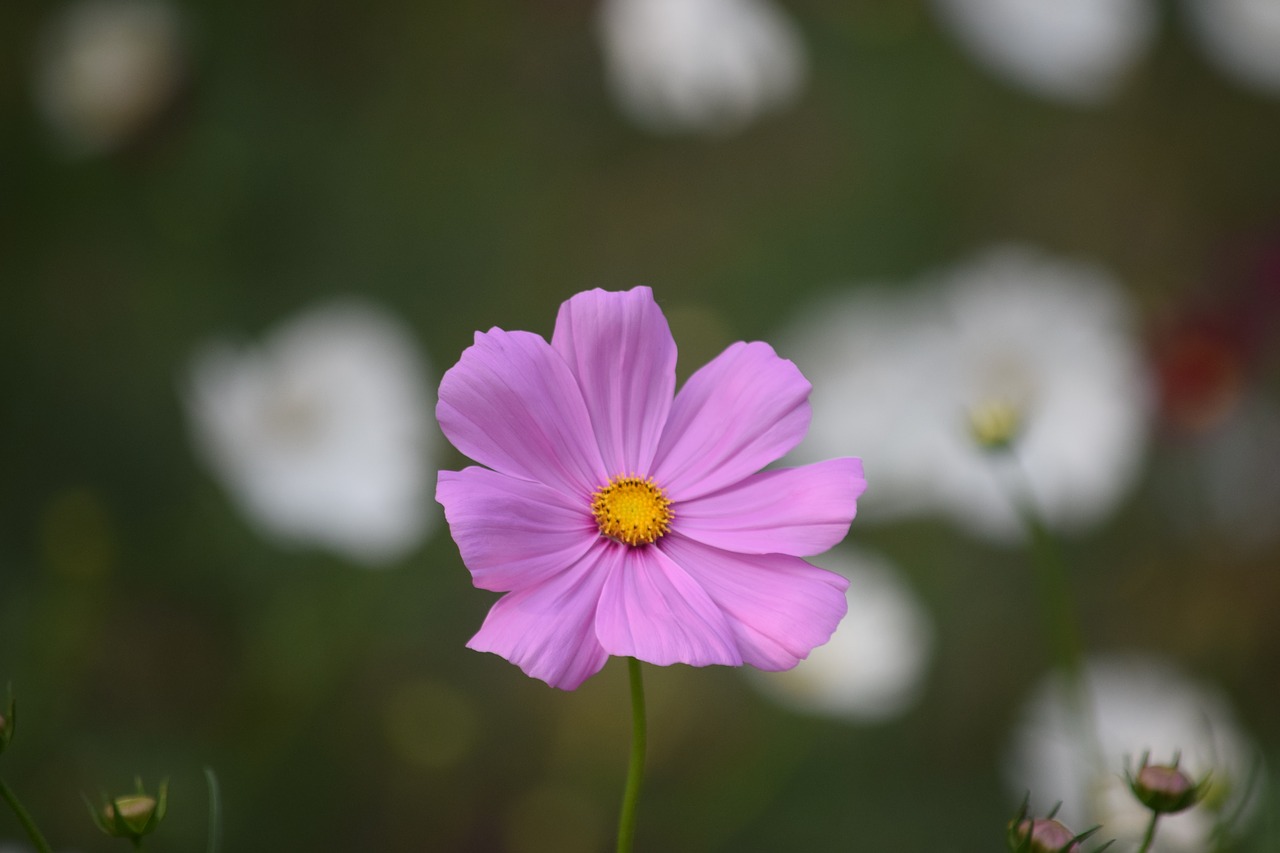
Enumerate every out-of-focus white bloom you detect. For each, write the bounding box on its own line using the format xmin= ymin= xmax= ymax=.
xmin=1183 ymin=0 xmax=1280 ymax=96
xmin=931 ymin=0 xmax=1155 ymax=103
xmin=750 ymin=549 xmax=933 ymax=722
xmin=34 ymin=0 xmax=187 ymax=156
xmin=1006 ymin=654 xmax=1261 ymax=852
xmin=186 ymin=300 xmax=436 ymax=566
xmin=596 ymin=0 xmax=806 ymax=135
xmin=783 ymin=245 xmax=1150 ymax=543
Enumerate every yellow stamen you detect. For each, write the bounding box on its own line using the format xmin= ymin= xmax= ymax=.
xmin=967 ymin=398 xmax=1023 ymax=452
xmin=591 ymin=475 xmax=673 ymax=547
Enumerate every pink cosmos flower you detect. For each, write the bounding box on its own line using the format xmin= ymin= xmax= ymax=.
xmin=436 ymin=287 xmax=865 ymax=690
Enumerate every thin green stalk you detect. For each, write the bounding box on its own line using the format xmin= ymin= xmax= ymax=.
xmin=205 ymin=766 xmax=223 ymax=853
xmin=1005 ymin=456 xmax=1104 ymax=781
xmin=616 ymin=657 xmax=647 ymax=853
xmin=1018 ymin=499 xmax=1086 ymax=687
xmin=1136 ymin=810 xmax=1160 ymax=853
xmin=0 ymin=778 xmax=55 ymax=853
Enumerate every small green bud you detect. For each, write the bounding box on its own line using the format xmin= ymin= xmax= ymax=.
xmin=104 ymin=795 xmax=158 ymax=834
xmin=90 ymin=778 xmax=168 ymax=842
xmin=1129 ymin=756 xmax=1208 ymax=815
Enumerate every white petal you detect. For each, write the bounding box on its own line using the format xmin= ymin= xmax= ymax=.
xmin=33 ymin=0 xmax=187 ymax=156
xmin=932 ymin=0 xmax=1155 ymax=103
xmin=747 ymin=548 xmax=933 ymax=722
xmin=185 ymin=299 xmax=436 ymax=565
xmin=597 ymin=0 xmax=806 ymax=135
xmin=1006 ymin=653 xmax=1262 ymax=851
xmin=780 ymin=245 xmax=1152 ymax=543
xmin=1184 ymin=0 xmax=1280 ymax=96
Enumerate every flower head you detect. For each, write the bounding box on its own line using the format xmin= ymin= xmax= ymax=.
xmin=784 ymin=245 xmax=1150 ymax=542
xmin=90 ymin=778 xmax=168 ymax=842
xmin=1128 ymin=756 xmax=1210 ymax=815
xmin=34 ymin=0 xmax=188 ymax=156
xmin=931 ymin=0 xmax=1154 ymax=103
xmin=186 ymin=299 xmax=436 ymax=566
xmin=596 ymin=0 xmax=807 ymax=135
xmin=1009 ymin=817 xmax=1082 ymax=853
xmin=1184 ymin=0 xmax=1280 ymax=96
xmin=436 ymin=287 xmax=864 ymax=690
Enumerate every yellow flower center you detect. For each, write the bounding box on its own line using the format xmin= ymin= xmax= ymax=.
xmin=591 ymin=476 xmax=673 ymax=547
xmin=967 ymin=398 xmax=1023 ymax=451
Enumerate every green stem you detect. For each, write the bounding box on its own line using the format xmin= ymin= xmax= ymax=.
xmin=1006 ymin=458 xmax=1104 ymax=780
xmin=1018 ymin=500 xmax=1086 ymax=687
xmin=616 ymin=657 xmax=647 ymax=853
xmin=205 ymin=766 xmax=223 ymax=853
xmin=0 ymin=778 xmax=55 ymax=853
xmin=1137 ymin=810 xmax=1160 ymax=853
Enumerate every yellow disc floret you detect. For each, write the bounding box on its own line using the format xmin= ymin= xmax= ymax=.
xmin=591 ymin=475 xmax=673 ymax=547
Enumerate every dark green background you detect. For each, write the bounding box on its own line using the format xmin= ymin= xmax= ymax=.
xmin=2 ymin=1 xmax=1279 ymax=849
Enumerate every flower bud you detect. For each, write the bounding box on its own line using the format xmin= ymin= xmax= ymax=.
xmin=1009 ymin=817 xmax=1081 ymax=852
xmin=1007 ymin=797 xmax=1105 ymax=853
xmin=1129 ymin=760 xmax=1207 ymax=815
xmin=91 ymin=778 xmax=168 ymax=841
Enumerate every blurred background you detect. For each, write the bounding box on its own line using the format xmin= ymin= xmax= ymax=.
xmin=3 ymin=0 xmax=1280 ymax=850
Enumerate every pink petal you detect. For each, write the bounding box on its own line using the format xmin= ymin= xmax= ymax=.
xmin=437 ymin=328 xmax=607 ymax=498
xmin=674 ymin=458 xmax=866 ymax=556
xmin=551 ymin=287 xmax=676 ymax=476
xmin=437 ymin=467 xmax=598 ymax=592
xmin=658 ymin=534 xmax=849 ymax=671
xmin=595 ymin=542 xmax=742 ymax=667
xmin=653 ymin=342 xmax=811 ymax=501
xmin=466 ymin=542 xmax=612 ymax=690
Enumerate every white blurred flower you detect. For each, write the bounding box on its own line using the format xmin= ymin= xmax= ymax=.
xmin=1006 ymin=654 xmax=1261 ymax=852
xmin=1183 ymin=0 xmax=1280 ymax=96
xmin=34 ymin=0 xmax=187 ymax=156
xmin=596 ymin=0 xmax=806 ymax=135
xmin=783 ymin=245 xmax=1150 ymax=542
xmin=186 ymin=300 xmax=436 ymax=566
xmin=931 ymin=0 xmax=1155 ymax=103
xmin=749 ymin=549 xmax=933 ymax=722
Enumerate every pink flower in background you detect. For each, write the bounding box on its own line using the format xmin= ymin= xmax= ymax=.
xmin=436 ymin=287 xmax=864 ymax=690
